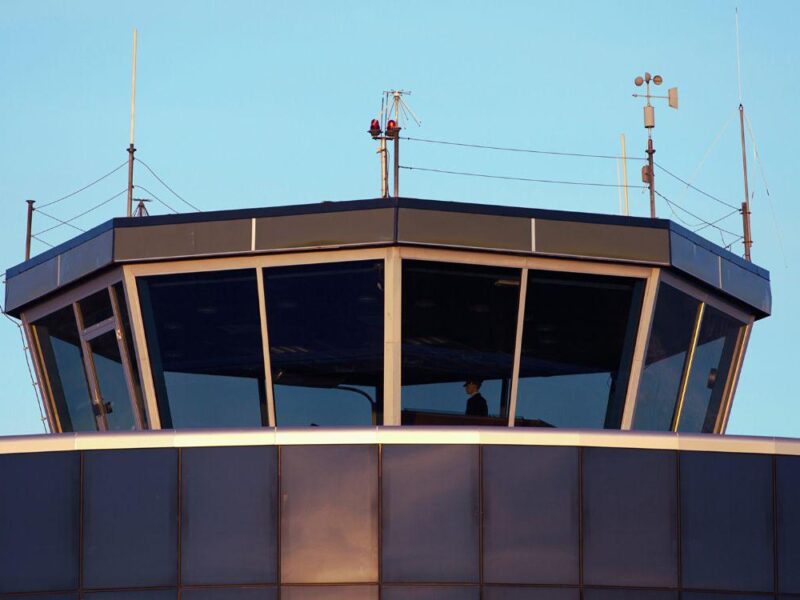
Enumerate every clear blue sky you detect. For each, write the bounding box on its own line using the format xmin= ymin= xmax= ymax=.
xmin=1 ymin=0 xmax=797 ymax=436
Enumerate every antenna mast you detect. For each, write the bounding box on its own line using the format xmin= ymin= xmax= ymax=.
xmin=736 ymin=9 xmax=753 ymax=261
xmin=367 ymin=90 xmax=420 ymax=199
xmin=126 ymin=28 xmax=138 ymax=218
xmin=632 ymin=72 xmax=679 ymax=218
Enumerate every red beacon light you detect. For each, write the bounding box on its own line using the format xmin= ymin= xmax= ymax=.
xmin=385 ymin=119 xmax=401 ymax=138
xmin=368 ymin=119 xmax=382 ymax=139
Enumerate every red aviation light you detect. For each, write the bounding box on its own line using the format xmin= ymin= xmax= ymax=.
xmin=369 ymin=119 xmax=382 ymax=139
xmin=386 ymin=119 xmax=400 ymax=138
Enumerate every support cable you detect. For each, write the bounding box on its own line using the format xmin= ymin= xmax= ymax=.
xmin=37 ymin=161 xmax=128 ymax=209
xmin=34 ymin=189 xmax=128 ymax=236
xmin=134 ymin=184 xmax=179 ymax=214
xmin=135 ymin=158 xmax=201 ymax=212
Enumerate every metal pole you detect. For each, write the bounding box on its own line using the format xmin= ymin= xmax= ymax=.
xmin=380 ymin=137 xmax=388 ymax=198
xmin=127 ymin=28 xmax=138 ymax=218
xmin=646 ymin=136 xmax=656 ymax=218
xmin=738 ymin=104 xmax=753 ymax=261
xmin=620 ymin=134 xmax=630 ymax=216
xmin=25 ymin=200 xmax=35 ymax=260
xmin=393 ymin=92 xmax=400 ymax=198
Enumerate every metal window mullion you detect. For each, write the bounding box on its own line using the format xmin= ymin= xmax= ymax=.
xmin=109 ymin=284 xmax=144 ymax=430
xmin=22 ymin=314 xmax=58 ymax=433
xmin=122 ymin=266 xmax=162 ymax=429
xmin=81 ymin=317 xmax=117 ymax=341
xmin=256 ymin=267 xmax=277 ymax=427
xmin=507 ymin=268 xmax=528 ymax=427
xmin=384 ymin=247 xmax=402 ymax=425
xmin=73 ymin=302 xmax=107 ymax=431
xmin=716 ymin=320 xmax=754 ymax=433
xmin=671 ymin=302 xmax=706 ymax=432
xmin=621 ymin=268 xmax=661 ymax=430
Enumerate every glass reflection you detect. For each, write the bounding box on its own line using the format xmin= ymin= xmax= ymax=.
xmin=516 ymin=272 xmax=643 ymax=428
xmin=113 ymin=282 xmax=147 ymax=426
xmin=401 ymin=261 xmax=520 ymax=426
xmin=281 ymin=587 xmax=377 ymax=600
xmin=138 ymin=270 xmax=266 ymax=428
xmin=677 ymin=306 xmax=744 ymax=432
xmin=634 ymin=284 xmax=700 ymax=431
xmin=264 ymin=261 xmax=384 ymax=426
xmin=33 ymin=305 xmax=96 ymax=431
xmin=89 ymin=331 xmax=135 ymax=430
xmin=78 ymin=289 xmax=114 ymax=328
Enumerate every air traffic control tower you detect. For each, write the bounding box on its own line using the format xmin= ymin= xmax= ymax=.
xmin=1 ymin=198 xmax=797 ymax=599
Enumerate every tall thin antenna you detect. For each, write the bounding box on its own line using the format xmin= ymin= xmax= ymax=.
xmin=126 ymin=28 xmax=138 ymax=218
xmin=620 ymin=134 xmax=630 ymax=215
xmin=735 ymin=9 xmax=753 ymax=261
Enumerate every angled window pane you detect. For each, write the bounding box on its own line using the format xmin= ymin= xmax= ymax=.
xmin=682 ymin=595 xmax=767 ymax=600
xmin=182 ymin=446 xmax=277 ymax=584
xmin=0 ymin=452 xmax=80 ymax=593
xmin=89 ymin=331 xmax=136 ymax=430
xmin=113 ymin=282 xmax=147 ymax=426
xmin=83 ymin=449 xmax=178 ymax=588
xmin=138 ymin=269 xmax=266 ymax=428
xmin=382 ymin=445 xmax=479 ymax=582
xmin=634 ymin=283 xmax=700 ymax=431
xmin=583 ymin=448 xmax=678 ymax=587
xmin=382 ymin=586 xmax=479 ymax=600
xmin=280 ymin=586 xmax=377 ymax=600
xmin=33 ymin=305 xmax=96 ymax=432
xmin=516 ymin=272 xmax=643 ymax=428
xmin=401 ymin=261 xmax=520 ymax=426
xmin=281 ymin=445 xmax=378 ymax=583
xmin=483 ymin=589 xmax=579 ymax=600
xmin=681 ymin=451 xmax=774 ymax=591
xmin=778 ymin=456 xmax=800 ymax=593
xmin=677 ymin=306 xmax=744 ymax=432
xmin=483 ymin=446 xmax=579 ymax=584
xmin=78 ymin=289 xmax=114 ymax=328
xmin=3 ymin=595 xmax=78 ymax=600
xmin=182 ymin=588 xmax=276 ymax=600
xmin=264 ymin=261 xmax=384 ymax=426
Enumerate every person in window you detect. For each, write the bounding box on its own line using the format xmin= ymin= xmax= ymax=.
xmin=464 ymin=378 xmax=488 ymax=417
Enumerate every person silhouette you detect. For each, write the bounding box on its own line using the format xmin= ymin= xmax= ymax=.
xmin=464 ymin=378 xmax=488 ymax=417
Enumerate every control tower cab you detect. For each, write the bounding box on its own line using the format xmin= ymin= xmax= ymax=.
xmin=5 ymin=197 xmax=770 ymax=435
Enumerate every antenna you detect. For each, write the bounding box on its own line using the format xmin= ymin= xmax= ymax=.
xmin=132 ymin=197 xmax=151 ymax=218
xmin=366 ymin=90 xmax=420 ymax=198
xmin=632 ymin=72 xmax=679 ymax=218
xmin=735 ymin=8 xmax=754 ymax=261
xmin=126 ymin=28 xmax=138 ymax=218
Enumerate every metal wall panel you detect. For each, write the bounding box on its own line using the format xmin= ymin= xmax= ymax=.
xmin=256 ymin=209 xmax=394 ymax=250
xmin=670 ymin=231 xmax=721 ymax=289
xmin=4 ymin=256 xmax=59 ymax=313
xmin=114 ymin=220 xmax=252 ymax=260
xmin=720 ymin=259 xmax=772 ymax=315
xmin=534 ymin=220 xmax=670 ymax=263
xmin=59 ymin=230 xmax=114 ymax=286
xmin=398 ymin=208 xmax=530 ymax=251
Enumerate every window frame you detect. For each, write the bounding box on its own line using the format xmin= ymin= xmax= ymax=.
xmin=22 ymin=268 xmax=145 ymax=432
xmin=630 ymin=271 xmax=754 ymax=434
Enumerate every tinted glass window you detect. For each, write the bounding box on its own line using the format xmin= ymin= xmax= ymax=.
xmin=382 ymin=445 xmax=479 ymax=582
xmin=3 ymin=596 xmax=78 ymax=600
xmin=78 ymin=289 xmax=114 ymax=328
xmin=264 ymin=261 xmax=384 ymax=426
xmin=83 ymin=592 xmax=176 ymax=600
xmin=89 ymin=331 xmax=136 ymax=430
xmin=680 ymin=451 xmax=774 ymax=592
xmin=33 ymin=305 xmax=96 ymax=432
xmin=83 ymin=449 xmax=178 ymax=588
xmin=583 ymin=592 xmax=677 ymax=600
xmin=682 ymin=595 xmax=767 ymax=600
xmin=516 ymin=272 xmax=643 ymax=428
xmin=182 ymin=590 xmax=276 ymax=600
xmin=634 ymin=284 xmax=700 ymax=431
xmin=483 ymin=446 xmax=579 ymax=584
xmin=778 ymin=456 xmax=800 ymax=593
xmin=280 ymin=586 xmax=377 ymax=600
xmin=138 ymin=270 xmax=266 ymax=428
xmin=281 ymin=445 xmax=378 ymax=583
xmin=182 ymin=446 xmax=277 ymax=585
xmin=582 ymin=448 xmax=677 ymax=587
xmin=382 ymin=587 xmax=479 ymax=600
xmin=483 ymin=589 xmax=579 ymax=600
xmin=183 ymin=590 xmax=276 ymax=600
xmin=113 ymin=282 xmax=147 ymax=426
xmin=677 ymin=306 xmax=744 ymax=432
xmin=402 ymin=261 xmax=520 ymax=426
xmin=0 ymin=452 xmax=80 ymax=593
